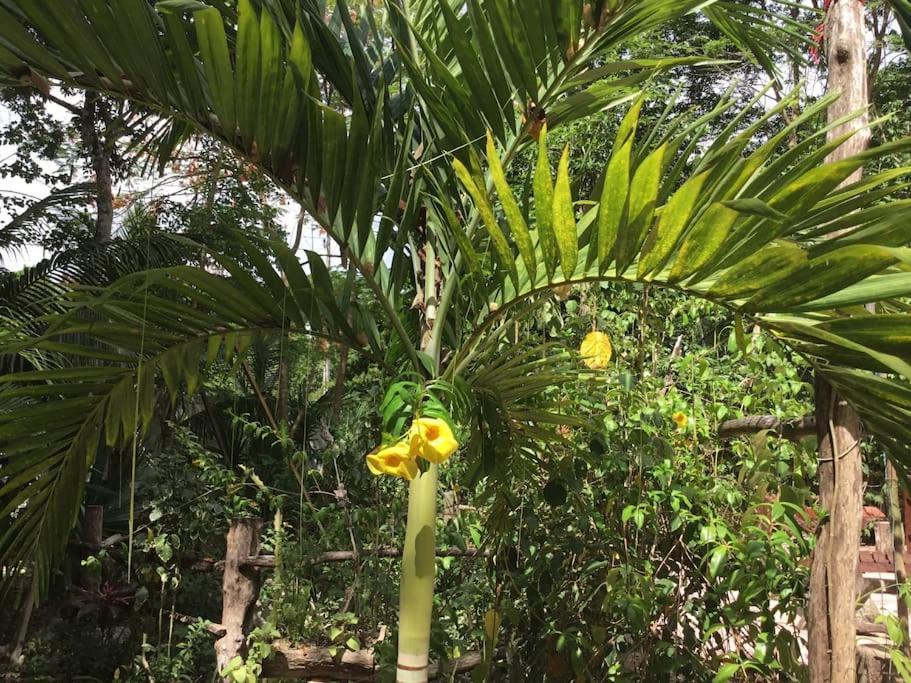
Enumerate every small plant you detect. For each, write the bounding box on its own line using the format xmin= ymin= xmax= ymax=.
xmin=218 ymin=624 xmax=279 ymax=683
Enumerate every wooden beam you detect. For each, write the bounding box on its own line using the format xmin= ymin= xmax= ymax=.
xmin=717 ymin=415 xmax=815 ymax=441
xmin=260 ymin=642 xmax=483 ymax=680
xmin=236 ymin=546 xmax=489 ymax=569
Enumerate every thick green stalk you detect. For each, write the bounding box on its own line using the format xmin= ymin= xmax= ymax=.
xmin=398 ymin=229 xmax=440 ymax=681
xmin=397 ymin=463 xmax=438 ymax=682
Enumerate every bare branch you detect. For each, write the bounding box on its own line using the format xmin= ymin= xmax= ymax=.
xmin=717 ymin=415 xmax=815 ymax=441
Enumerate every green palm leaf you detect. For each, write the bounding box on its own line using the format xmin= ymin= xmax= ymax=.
xmin=0 ymin=238 xmax=381 ymax=597
xmin=458 ymin=93 xmax=911 ymax=481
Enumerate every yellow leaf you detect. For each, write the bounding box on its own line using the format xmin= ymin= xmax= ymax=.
xmin=580 ymin=331 xmax=613 ymax=369
xmin=484 ymin=609 xmax=502 ymax=642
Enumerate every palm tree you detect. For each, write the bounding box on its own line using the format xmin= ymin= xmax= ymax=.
xmin=2 ymin=1 xmax=911 ymax=678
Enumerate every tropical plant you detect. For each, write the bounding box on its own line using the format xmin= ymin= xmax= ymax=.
xmin=3 ymin=1 xmax=911 ymax=679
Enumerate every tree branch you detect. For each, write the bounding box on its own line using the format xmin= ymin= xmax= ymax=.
xmin=241 ymin=360 xmax=279 ymax=432
xmin=717 ymin=415 xmax=816 ymax=441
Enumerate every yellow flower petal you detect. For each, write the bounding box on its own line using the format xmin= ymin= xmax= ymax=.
xmin=409 ymin=417 xmax=459 ymax=464
xmin=672 ymin=411 xmax=688 ymax=430
xmin=365 ymin=442 xmax=418 ymax=480
xmin=580 ymin=331 xmax=612 ymax=369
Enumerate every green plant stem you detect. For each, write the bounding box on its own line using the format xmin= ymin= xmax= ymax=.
xmin=397 ymin=463 xmax=439 ymax=683
xmin=397 ymin=218 xmax=441 ymax=681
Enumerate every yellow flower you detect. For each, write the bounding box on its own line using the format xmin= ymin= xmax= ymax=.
xmin=580 ymin=331 xmax=613 ymax=369
xmin=409 ymin=417 xmax=459 ymax=464
xmin=366 ymin=442 xmax=418 ymax=480
xmin=672 ymin=411 xmax=688 ymax=430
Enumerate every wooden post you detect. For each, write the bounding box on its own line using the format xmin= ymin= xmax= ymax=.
xmin=809 ymin=380 xmax=864 ymax=683
xmin=887 ymin=462 xmax=911 ymax=654
xmin=9 ymin=578 xmax=35 ymax=664
xmin=80 ymin=505 xmax=104 ymax=590
xmin=807 ymin=3 xmax=869 ymax=681
xmin=83 ymin=505 xmax=104 ymax=547
xmin=903 ymin=490 xmax=911 ymax=566
xmin=215 ymin=518 xmax=263 ymax=679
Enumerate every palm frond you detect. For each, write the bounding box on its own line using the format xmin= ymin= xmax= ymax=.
xmin=451 ymin=91 xmax=911 ymax=476
xmin=888 ymin=0 xmax=911 ymax=51
xmin=0 ymin=0 xmax=392 ymax=255
xmin=0 ymin=237 xmax=384 ymax=597
xmin=0 ymin=235 xmax=186 ymax=325
xmin=0 ymin=183 xmax=95 ymax=253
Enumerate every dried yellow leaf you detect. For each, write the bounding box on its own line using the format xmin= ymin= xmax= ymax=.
xmin=580 ymin=331 xmax=613 ymax=369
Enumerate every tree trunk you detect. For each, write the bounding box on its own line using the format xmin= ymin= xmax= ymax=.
xmin=808 ymin=4 xmax=869 ymax=681
xmin=80 ymin=94 xmax=114 ymax=243
xmin=215 ymin=519 xmax=262 ymax=680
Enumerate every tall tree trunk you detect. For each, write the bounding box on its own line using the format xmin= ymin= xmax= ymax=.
xmin=808 ymin=2 xmax=869 ymax=681
xmin=80 ymin=93 xmax=114 ymax=243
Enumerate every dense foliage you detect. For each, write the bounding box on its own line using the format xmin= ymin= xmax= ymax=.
xmin=0 ymin=1 xmax=910 ymax=681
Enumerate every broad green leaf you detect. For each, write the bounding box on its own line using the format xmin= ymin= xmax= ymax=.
xmin=547 ymin=82 xmax=641 ymax=129
xmin=615 ymin=141 xmax=668 ymax=274
xmin=708 ymin=241 xmax=808 ymax=299
xmin=342 ymin=89 xmax=369 ymax=231
xmin=768 ymin=318 xmax=911 ymax=380
xmin=321 ymin=107 xmax=347 ymax=222
xmin=713 ymin=663 xmax=741 ymax=683
xmin=288 ymin=20 xmax=313 ymax=92
xmin=438 ymin=0 xmax=503 ymax=140
xmin=256 ymin=7 xmax=282 ymax=160
xmin=794 ymin=273 xmax=911 ymax=311
xmin=638 ymin=170 xmax=710 ymax=278
xmin=159 ymin=10 xmax=208 ymax=119
xmin=534 ymin=124 xmax=557 ymax=281
xmin=235 ymin=0 xmax=260 ymax=149
xmin=465 ymin=0 xmax=515 ymax=131
xmin=453 ymin=158 xmax=518 ymax=288
xmin=436 ymin=193 xmax=480 ymax=277
xmin=668 ymin=202 xmax=740 ymax=283
xmin=553 ymin=147 xmax=577 ymax=280
xmin=721 ymin=198 xmax=787 ymax=221
xmin=487 ymin=132 xmax=536 ymax=283
xmin=598 ymin=97 xmax=642 ymax=270
xmin=819 ymin=316 xmax=911 ymax=357
xmin=747 ymin=246 xmax=902 ymax=312
xmin=708 ymin=545 xmax=728 ymax=579
xmin=194 ymin=7 xmax=235 ymax=135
